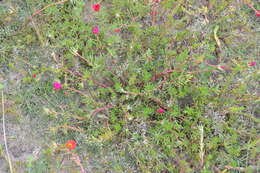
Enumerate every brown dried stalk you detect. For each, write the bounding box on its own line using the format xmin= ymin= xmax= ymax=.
xmin=1 ymin=91 xmax=13 ymax=173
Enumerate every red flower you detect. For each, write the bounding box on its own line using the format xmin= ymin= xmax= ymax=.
xmin=66 ymin=140 xmax=77 ymax=150
xmin=114 ymin=28 xmax=121 ymax=33
xmin=92 ymin=4 xmax=100 ymax=12
xmin=156 ymin=108 xmax=165 ymax=113
xmin=256 ymin=10 xmax=260 ymax=17
xmin=33 ymin=74 xmax=37 ymax=78
xmin=248 ymin=61 xmax=256 ymax=66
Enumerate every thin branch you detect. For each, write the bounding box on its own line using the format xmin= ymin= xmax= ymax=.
xmin=2 ymin=91 xmax=13 ymax=173
xmin=67 ymin=87 xmax=89 ymax=98
xmin=121 ymin=90 xmax=168 ymax=110
xmin=91 ymin=104 xmax=115 ymax=116
xmin=66 ymin=87 xmax=100 ymax=107
xmin=73 ymin=52 xmax=93 ymax=68
xmin=64 ymin=70 xmax=109 ymax=88
xmin=31 ymin=0 xmax=69 ymax=17
xmin=151 ymin=69 xmax=174 ymax=81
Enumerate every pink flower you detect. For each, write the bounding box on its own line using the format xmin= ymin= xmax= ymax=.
xmin=248 ymin=61 xmax=256 ymax=66
xmin=53 ymin=82 xmax=62 ymax=90
xmin=165 ymin=69 xmax=173 ymax=73
xmin=92 ymin=26 xmax=99 ymax=35
xmin=150 ymin=11 xmax=157 ymax=16
xmin=156 ymin=108 xmax=165 ymax=113
xmin=256 ymin=10 xmax=260 ymax=17
xmin=33 ymin=74 xmax=37 ymax=78
xmin=92 ymin=4 xmax=100 ymax=12
xmin=114 ymin=28 xmax=121 ymax=33
xmin=217 ymin=65 xmax=230 ymax=70
xmin=219 ymin=65 xmax=226 ymax=69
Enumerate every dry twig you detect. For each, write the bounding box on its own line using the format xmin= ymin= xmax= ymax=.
xmin=1 ymin=91 xmax=13 ymax=173
xmin=31 ymin=0 xmax=69 ymax=17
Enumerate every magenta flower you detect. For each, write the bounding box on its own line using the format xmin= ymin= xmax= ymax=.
xmin=92 ymin=26 xmax=99 ymax=35
xmin=256 ymin=10 xmax=260 ymax=17
xmin=248 ymin=61 xmax=256 ymax=67
xmin=53 ymin=82 xmax=62 ymax=90
xmin=156 ymin=108 xmax=165 ymax=113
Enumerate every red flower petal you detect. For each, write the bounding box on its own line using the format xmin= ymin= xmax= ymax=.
xmin=92 ymin=4 xmax=100 ymax=12
xmin=33 ymin=74 xmax=37 ymax=78
xmin=66 ymin=140 xmax=77 ymax=150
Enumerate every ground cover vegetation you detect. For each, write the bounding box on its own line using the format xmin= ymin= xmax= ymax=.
xmin=0 ymin=0 xmax=259 ymax=172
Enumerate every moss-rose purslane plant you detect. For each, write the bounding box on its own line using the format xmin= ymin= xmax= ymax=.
xmin=15 ymin=0 xmax=259 ymax=172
